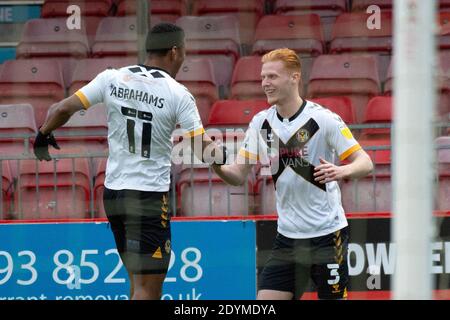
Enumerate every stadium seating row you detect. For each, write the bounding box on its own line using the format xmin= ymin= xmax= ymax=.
xmin=1 ymin=51 xmax=449 ymax=126
xmin=39 ymin=0 xmax=450 ymax=20
xmin=0 ymin=133 xmax=449 ymax=219
xmin=16 ymin=11 xmax=450 ymax=57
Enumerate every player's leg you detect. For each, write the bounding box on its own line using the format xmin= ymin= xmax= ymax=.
xmin=103 ymin=187 xmax=134 ymax=297
xmin=128 ymin=271 xmax=135 ymax=298
xmin=131 ymin=274 xmax=166 ymax=300
xmin=257 ymin=289 xmax=293 ymax=300
xmin=257 ymin=233 xmax=296 ymax=300
xmin=122 ymin=190 xmax=172 ymax=300
xmin=311 ymin=227 xmax=350 ymax=300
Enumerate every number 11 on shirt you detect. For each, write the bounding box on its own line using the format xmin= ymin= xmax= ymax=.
xmin=126 ymin=119 xmax=152 ymax=158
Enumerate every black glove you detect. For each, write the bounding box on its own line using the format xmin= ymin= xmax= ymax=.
xmin=33 ymin=130 xmax=60 ymax=161
xmin=213 ymin=144 xmax=228 ymax=166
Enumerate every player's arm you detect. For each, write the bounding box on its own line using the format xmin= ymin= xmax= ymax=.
xmin=33 ymin=94 xmax=85 ymax=161
xmin=189 ymin=133 xmax=252 ymax=184
xmin=34 ymin=69 xmax=108 ymax=161
xmin=212 ymin=155 xmax=254 ymax=186
xmin=187 ymin=132 xmax=227 ymax=165
xmin=177 ymin=90 xmax=227 ymax=165
xmin=39 ymin=94 xmax=84 ymax=135
xmin=314 ymin=112 xmax=373 ymax=184
xmin=314 ymin=149 xmax=373 ymax=184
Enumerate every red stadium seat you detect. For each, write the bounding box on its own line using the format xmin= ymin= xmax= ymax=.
xmin=116 ymin=0 xmax=187 ymax=22
xmin=307 ymin=54 xmax=381 ymax=123
xmin=55 ymin=103 xmax=108 ymax=152
xmin=175 ymin=15 xmax=241 ymax=90
xmin=0 ymin=104 xmax=37 ymax=144
xmin=40 ymin=5 xmax=102 ymax=48
xmin=253 ymin=14 xmax=324 ymax=56
xmin=252 ymin=14 xmax=324 ymax=86
xmin=0 ymin=104 xmax=36 ymax=178
xmin=330 ymin=12 xmax=393 ymax=81
xmin=436 ymin=136 xmax=450 ymax=210
xmin=15 ymin=156 xmax=92 ymax=220
xmin=41 ymin=0 xmax=113 ymax=17
xmin=383 ymin=58 xmax=393 ymax=94
xmin=341 ymin=173 xmax=392 ymax=213
xmin=1 ymin=161 xmax=13 ymax=219
xmin=15 ymin=18 xmax=91 ymax=86
xmin=68 ymin=57 xmax=137 ymax=94
xmin=436 ymin=12 xmax=450 ymax=51
xmin=330 ymin=12 xmax=393 ymax=50
xmin=177 ymin=164 xmax=255 ymax=216
xmin=360 ymin=96 xmax=392 ymax=139
xmin=351 ymin=0 xmax=393 ymax=11
xmin=309 ymin=96 xmax=356 ymax=124
xmin=441 ymin=0 xmax=450 ymax=11
xmin=16 ymin=18 xmax=90 ymax=59
xmin=438 ymin=51 xmax=450 ymax=118
xmin=207 ymin=99 xmax=269 ymax=128
xmin=439 ymin=12 xmax=450 ymax=51
xmin=91 ymin=16 xmax=141 ymax=58
xmin=254 ymin=173 xmax=277 ymax=215
xmin=358 ymin=137 xmax=391 ymax=166
xmin=175 ymin=57 xmax=219 ymax=126
xmin=0 ymin=59 xmax=65 ymax=126
xmin=385 ymin=53 xmax=450 ymax=118
xmin=175 ymin=15 xmax=241 ymax=57
xmin=230 ymin=56 xmax=264 ymax=100
xmin=439 ymin=12 xmax=450 ymax=28
xmin=191 ymin=0 xmax=264 ymax=47
xmin=273 ymin=0 xmax=347 ymax=42
xmin=341 ymin=138 xmax=392 ymax=212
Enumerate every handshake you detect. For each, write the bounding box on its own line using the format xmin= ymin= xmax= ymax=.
xmin=32 ymin=129 xmax=228 ymax=166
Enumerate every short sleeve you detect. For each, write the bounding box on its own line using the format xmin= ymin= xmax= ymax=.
xmin=176 ymin=91 xmax=205 ymax=138
xmin=238 ymin=115 xmax=267 ymax=163
xmin=326 ymin=112 xmax=361 ymax=161
xmin=74 ymin=69 xmax=111 ymax=109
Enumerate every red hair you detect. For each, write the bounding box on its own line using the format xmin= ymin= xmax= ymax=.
xmin=261 ymin=48 xmax=301 ymax=73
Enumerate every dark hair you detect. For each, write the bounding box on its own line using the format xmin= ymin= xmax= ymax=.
xmin=146 ymin=23 xmax=185 ymax=56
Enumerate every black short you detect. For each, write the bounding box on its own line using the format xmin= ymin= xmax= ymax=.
xmin=258 ymin=227 xmax=349 ymax=300
xmin=103 ymin=187 xmax=171 ymax=275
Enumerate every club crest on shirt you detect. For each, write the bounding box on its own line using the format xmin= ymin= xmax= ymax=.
xmin=296 ymin=129 xmax=309 ymax=143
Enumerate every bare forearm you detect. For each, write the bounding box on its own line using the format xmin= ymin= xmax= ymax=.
xmin=40 ymin=102 xmax=76 ymax=134
xmin=212 ymin=163 xmax=247 ymax=186
xmin=343 ymin=153 xmax=373 ymax=179
xmin=189 ymin=134 xmax=226 ymax=164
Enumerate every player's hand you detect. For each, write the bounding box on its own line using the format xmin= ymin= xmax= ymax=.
xmin=313 ymin=157 xmax=347 ymax=184
xmin=33 ymin=130 xmax=60 ymax=161
xmin=213 ymin=143 xmax=228 ymax=166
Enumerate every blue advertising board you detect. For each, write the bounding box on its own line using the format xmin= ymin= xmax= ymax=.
xmin=0 ymin=5 xmax=40 ymax=23
xmin=0 ymin=48 xmax=16 ymax=64
xmin=0 ymin=220 xmax=256 ymax=300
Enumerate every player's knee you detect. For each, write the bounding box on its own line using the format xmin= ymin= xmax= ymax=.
xmin=132 ymin=288 xmax=161 ymax=300
xmin=130 ymin=273 xmax=166 ymax=300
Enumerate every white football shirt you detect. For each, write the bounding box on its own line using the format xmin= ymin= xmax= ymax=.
xmin=75 ymin=65 xmax=204 ymax=192
xmin=240 ymin=99 xmax=361 ymax=239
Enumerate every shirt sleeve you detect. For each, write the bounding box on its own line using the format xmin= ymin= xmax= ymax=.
xmin=238 ymin=115 xmax=267 ymax=163
xmin=326 ymin=112 xmax=361 ymax=161
xmin=176 ymin=90 xmax=205 ymax=138
xmin=74 ymin=69 xmax=111 ymax=109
